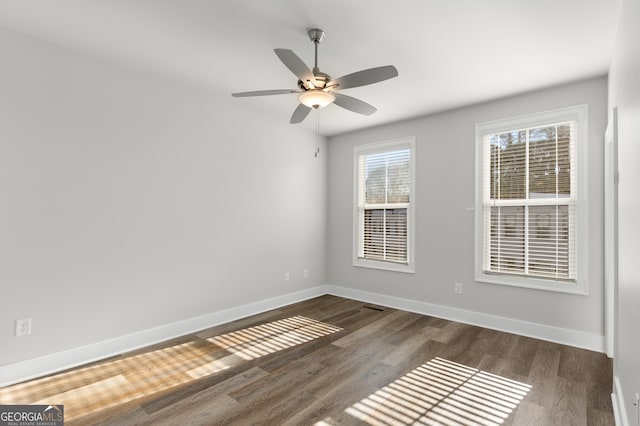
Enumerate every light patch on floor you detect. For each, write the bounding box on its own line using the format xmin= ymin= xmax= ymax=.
xmin=342 ymin=357 xmax=531 ymax=426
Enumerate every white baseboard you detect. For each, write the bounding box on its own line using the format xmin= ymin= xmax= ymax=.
xmin=325 ymin=285 xmax=605 ymax=353
xmin=1 ymin=284 xmax=606 ymax=387
xmin=613 ymin=375 xmax=630 ymax=426
xmin=0 ymin=285 xmax=328 ymax=387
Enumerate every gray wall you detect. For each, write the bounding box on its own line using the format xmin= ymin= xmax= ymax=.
xmin=0 ymin=27 xmax=327 ymax=366
xmin=327 ymin=76 xmax=607 ymax=336
xmin=609 ymin=0 xmax=640 ymax=422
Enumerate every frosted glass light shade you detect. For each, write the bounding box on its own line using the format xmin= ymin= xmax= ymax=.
xmin=298 ymin=90 xmax=335 ymax=109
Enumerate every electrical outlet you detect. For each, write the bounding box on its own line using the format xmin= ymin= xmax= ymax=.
xmin=303 ymin=269 xmax=309 ymax=279
xmin=284 ymin=272 xmax=290 ymax=282
xmin=16 ymin=318 xmax=32 ymax=336
xmin=454 ymin=283 xmax=463 ymax=295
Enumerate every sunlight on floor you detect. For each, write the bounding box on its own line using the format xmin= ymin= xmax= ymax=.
xmin=0 ymin=315 xmax=342 ymax=422
xmin=207 ymin=315 xmax=343 ymax=360
xmin=190 ymin=315 xmax=343 ymax=378
xmin=342 ymin=357 xmax=531 ymax=426
xmin=0 ymin=340 xmax=221 ymax=420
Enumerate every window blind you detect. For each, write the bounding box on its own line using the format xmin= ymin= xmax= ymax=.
xmin=358 ymin=147 xmax=411 ymax=264
xmin=483 ymin=122 xmax=577 ymax=280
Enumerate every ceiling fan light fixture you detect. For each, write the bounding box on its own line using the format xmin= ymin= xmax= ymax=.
xmin=232 ymin=29 xmax=398 ymax=124
xmin=298 ymin=89 xmax=335 ymax=109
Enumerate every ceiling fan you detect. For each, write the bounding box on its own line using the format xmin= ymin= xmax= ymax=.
xmin=232 ymin=29 xmax=398 ymax=124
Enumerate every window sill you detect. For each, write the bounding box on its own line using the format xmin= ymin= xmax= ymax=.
xmin=474 ymin=271 xmax=587 ymax=295
xmin=353 ymin=258 xmax=415 ymax=274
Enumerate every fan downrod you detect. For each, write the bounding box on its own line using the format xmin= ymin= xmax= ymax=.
xmin=308 ymin=28 xmax=325 ymax=74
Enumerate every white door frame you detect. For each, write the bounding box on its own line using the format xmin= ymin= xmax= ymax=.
xmin=604 ymin=106 xmax=618 ymax=359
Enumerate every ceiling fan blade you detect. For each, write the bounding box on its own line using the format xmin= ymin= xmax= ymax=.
xmin=290 ymin=103 xmax=312 ymax=124
xmin=330 ymin=65 xmax=398 ymax=90
xmin=232 ymin=89 xmax=300 ymax=97
xmin=333 ymin=93 xmax=377 ymax=115
xmin=274 ymin=49 xmax=315 ymax=87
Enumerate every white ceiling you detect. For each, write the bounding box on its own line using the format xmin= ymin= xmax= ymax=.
xmin=0 ymin=0 xmax=621 ymax=136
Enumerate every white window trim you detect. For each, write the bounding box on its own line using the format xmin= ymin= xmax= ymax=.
xmin=353 ymin=136 xmax=416 ymax=273
xmin=474 ymin=105 xmax=589 ymax=294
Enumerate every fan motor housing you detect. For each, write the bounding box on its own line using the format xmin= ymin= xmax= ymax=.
xmin=298 ymin=72 xmax=331 ymax=90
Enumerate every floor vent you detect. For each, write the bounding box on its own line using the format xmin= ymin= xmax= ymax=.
xmin=364 ymin=305 xmax=385 ymax=312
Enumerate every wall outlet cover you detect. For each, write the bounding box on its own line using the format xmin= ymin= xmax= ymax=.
xmin=16 ymin=318 xmax=32 ymax=336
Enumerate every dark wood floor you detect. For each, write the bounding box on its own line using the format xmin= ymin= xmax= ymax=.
xmin=0 ymin=295 xmax=614 ymax=425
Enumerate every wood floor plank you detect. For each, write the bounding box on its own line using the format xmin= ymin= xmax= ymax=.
xmin=300 ymin=298 xmax=368 ymax=323
xmin=587 ymin=381 xmax=615 ymax=413
xmin=223 ymin=334 xmax=354 ymax=406
xmin=421 ymin=315 xmax=450 ymax=329
xmin=318 ymin=306 xmax=389 ymax=334
xmin=381 ymin=325 xmax=440 ymax=366
xmin=432 ymin=320 xmax=469 ymax=344
xmin=251 ymin=340 xmax=398 ymax=424
xmin=526 ymin=344 xmax=561 ymax=407
xmin=588 ymin=408 xmax=616 ymax=426
xmin=382 ymin=315 xmax=435 ymax=346
xmin=283 ymin=361 xmax=397 ymax=425
xmin=77 ymin=406 xmax=149 ymax=426
xmin=436 ymin=323 xmax=484 ymax=364
xmin=480 ymin=329 xmax=520 ymax=358
xmin=258 ymin=334 xmax=391 ymax=403
xmin=550 ymin=377 xmax=588 ymax=426
xmin=477 ymin=353 xmax=510 ymax=376
xmin=450 ymin=327 xmax=496 ymax=367
xmin=131 ymin=358 xmax=261 ymax=415
xmin=511 ymin=401 xmax=550 ymax=426
xmin=502 ymin=336 xmax=541 ymax=378
xmin=378 ymin=310 xmax=424 ymax=332
xmin=141 ymin=366 xmax=267 ymax=415
xmin=141 ymin=368 xmax=270 ymax=425
xmin=144 ymin=394 xmax=238 ymax=426
xmin=558 ymin=345 xmax=612 ymax=385
xmin=332 ymin=309 xmax=405 ymax=348
xmin=0 ymin=295 xmax=614 ymax=426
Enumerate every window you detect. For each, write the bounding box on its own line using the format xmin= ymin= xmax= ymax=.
xmin=475 ymin=105 xmax=588 ymax=294
xmin=354 ymin=137 xmax=415 ymax=273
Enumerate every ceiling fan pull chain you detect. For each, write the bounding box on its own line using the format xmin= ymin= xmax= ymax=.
xmin=315 ymin=109 xmax=320 ymax=158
